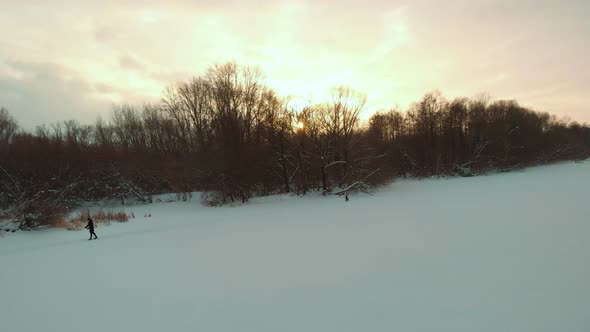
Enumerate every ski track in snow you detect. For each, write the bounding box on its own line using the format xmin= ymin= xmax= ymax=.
xmin=1 ymin=161 xmax=589 ymax=332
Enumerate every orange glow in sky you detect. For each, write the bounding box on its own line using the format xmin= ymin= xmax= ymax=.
xmin=0 ymin=0 xmax=588 ymax=128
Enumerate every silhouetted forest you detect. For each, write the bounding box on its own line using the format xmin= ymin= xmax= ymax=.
xmin=1 ymin=63 xmax=589 ymax=228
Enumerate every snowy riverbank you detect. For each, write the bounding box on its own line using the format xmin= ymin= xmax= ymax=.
xmin=1 ymin=160 xmax=589 ymax=332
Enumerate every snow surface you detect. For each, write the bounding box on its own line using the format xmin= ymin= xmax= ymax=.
xmin=1 ymin=161 xmax=590 ymax=332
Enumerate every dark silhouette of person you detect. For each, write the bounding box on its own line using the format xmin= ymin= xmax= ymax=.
xmin=345 ymin=193 xmax=349 ymax=202
xmin=85 ymin=218 xmax=97 ymax=240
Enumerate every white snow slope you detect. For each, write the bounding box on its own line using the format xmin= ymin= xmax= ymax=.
xmin=1 ymin=161 xmax=590 ymax=332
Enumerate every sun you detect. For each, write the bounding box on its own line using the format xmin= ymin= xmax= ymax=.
xmin=297 ymin=121 xmax=304 ymax=129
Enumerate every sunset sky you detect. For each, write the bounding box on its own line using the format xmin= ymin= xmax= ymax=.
xmin=1 ymin=0 xmax=588 ymax=128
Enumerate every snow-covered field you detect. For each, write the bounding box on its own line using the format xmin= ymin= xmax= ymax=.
xmin=1 ymin=161 xmax=589 ymax=332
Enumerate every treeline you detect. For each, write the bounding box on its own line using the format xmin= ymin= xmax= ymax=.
xmin=1 ymin=63 xmax=589 ymax=229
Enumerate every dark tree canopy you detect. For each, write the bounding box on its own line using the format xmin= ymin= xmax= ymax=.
xmin=1 ymin=63 xmax=589 ymax=229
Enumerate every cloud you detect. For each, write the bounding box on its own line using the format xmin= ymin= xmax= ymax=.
xmin=0 ymin=60 xmax=112 ymax=129
xmin=94 ymin=82 xmax=117 ymax=94
xmin=150 ymin=71 xmax=191 ymax=85
xmin=94 ymin=27 xmax=116 ymax=44
xmin=0 ymin=0 xmax=588 ymax=126
xmin=119 ymin=54 xmax=146 ymax=72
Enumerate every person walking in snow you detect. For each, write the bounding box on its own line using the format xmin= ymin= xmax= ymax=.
xmin=85 ymin=218 xmax=98 ymax=240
